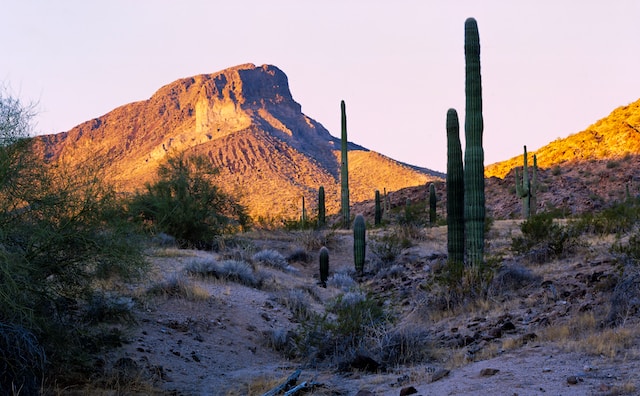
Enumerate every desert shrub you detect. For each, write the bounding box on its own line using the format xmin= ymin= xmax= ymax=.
xmin=489 ymin=263 xmax=541 ymax=295
xmin=327 ymin=271 xmax=356 ymax=291
xmin=184 ymin=256 xmax=220 ymax=278
xmin=274 ymin=289 xmax=314 ymax=322
xmin=83 ymin=292 xmax=135 ymax=324
xmin=220 ymin=260 xmax=261 ymax=287
xmin=606 ymin=160 xmax=620 ymax=169
xmin=607 ymin=232 xmax=640 ymax=326
xmin=252 ymin=249 xmax=288 ymax=269
xmin=605 ymin=267 xmax=640 ymax=327
xmin=378 ymin=329 xmax=434 ymax=365
xmin=128 ymin=151 xmax=250 ymax=249
xmin=511 ymin=213 xmax=579 ymax=263
xmin=286 ymin=248 xmax=311 ymax=264
xmin=570 ymin=197 xmax=640 ymax=235
xmin=295 ymin=229 xmax=338 ymax=251
xmin=369 ymin=232 xmax=407 ymax=264
xmin=428 ymin=262 xmax=495 ymax=311
xmin=399 ymin=199 xmax=427 ymax=226
xmin=292 ymin=291 xmax=388 ymax=362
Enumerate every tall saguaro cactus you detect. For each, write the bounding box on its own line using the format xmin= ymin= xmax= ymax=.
xmin=340 ymin=100 xmax=350 ymax=228
xmin=463 ymin=17 xmax=485 ymax=268
xmin=515 ymin=145 xmax=538 ymax=218
xmin=318 ymin=186 xmax=326 ymax=228
xmin=446 ymin=108 xmax=465 ymax=264
xmin=353 ymin=214 xmax=366 ymax=274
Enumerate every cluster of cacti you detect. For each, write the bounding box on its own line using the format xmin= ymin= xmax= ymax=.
xmin=353 ymin=214 xmax=366 ymax=273
xmin=446 ymin=108 xmax=465 ymax=264
xmin=446 ymin=18 xmax=485 ymax=268
xmin=340 ymin=100 xmax=350 ymax=228
xmin=318 ymin=186 xmax=325 ymax=227
xmin=319 ymin=246 xmax=329 ymax=287
xmin=374 ymin=190 xmax=382 ymax=226
xmin=429 ymin=183 xmax=437 ymax=225
xmin=515 ymin=145 xmax=538 ymax=218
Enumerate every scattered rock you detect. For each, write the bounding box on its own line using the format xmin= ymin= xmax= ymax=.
xmin=480 ymin=368 xmax=500 ymax=377
xmin=355 ymin=390 xmax=375 ymax=396
xmin=430 ymin=368 xmax=450 ymax=383
xmin=339 ymin=354 xmax=382 ymax=373
xmin=566 ymin=375 xmax=579 ymax=385
xmin=399 ymin=385 xmax=418 ymax=395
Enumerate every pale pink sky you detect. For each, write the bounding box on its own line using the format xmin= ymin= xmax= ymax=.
xmin=2 ymin=1 xmax=639 ymax=172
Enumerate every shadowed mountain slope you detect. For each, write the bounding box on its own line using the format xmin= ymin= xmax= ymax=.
xmin=35 ymin=64 xmax=441 ymax=221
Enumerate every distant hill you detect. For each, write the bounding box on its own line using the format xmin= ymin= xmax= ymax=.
xmin=358 ymin=97 xmax=640 ymax=220
xmin=33 ymin=64 xmax=442 ymax=222
xmin=486 ymin=98 xmax=640 ymax=179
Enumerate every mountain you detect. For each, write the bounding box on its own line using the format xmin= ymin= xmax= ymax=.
xmin=34 ymin=63 xmax=441 ymax=221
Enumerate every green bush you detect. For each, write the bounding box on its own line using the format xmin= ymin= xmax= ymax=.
xmin=570 ymin=197 xmax=640 ymax=235
xmin=511 ymin=213 xmax=579 ymax=263
xmin=128 ymin=151 xmax=250 ymax=249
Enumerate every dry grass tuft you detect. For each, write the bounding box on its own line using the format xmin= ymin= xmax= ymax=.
xmin=540 ymin=312 xmax=639 ymax=358
xmin=146 ymin=274 xmax=210 ymax=301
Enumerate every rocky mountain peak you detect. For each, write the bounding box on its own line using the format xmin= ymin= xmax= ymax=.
xmin=35 ymin=64 xmax=439 ymax=221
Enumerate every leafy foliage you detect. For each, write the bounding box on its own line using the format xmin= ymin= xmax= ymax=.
xmin=128 ymin=151 xmax=250 ymax=248
xmin=0 ymin=88 xmax=147 ymax=391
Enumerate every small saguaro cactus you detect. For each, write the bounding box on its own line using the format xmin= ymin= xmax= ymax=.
xmin=446 ymin=108 xmax=465 ymax=265
xmin=429 ymin=183 xmax=437 ymax=225
xmin=340 ymin=100 xmax=350 ymax=228
xmin=374 ymin=190 xmax=382 ymax=226
xmin=319 ymin=246 xmax=329 ymax=287
xmin=463 ymin=17 xmax=485 ymax=269
xmin=318 ymin=186 xmax=326 ymax=228
xmin=301 ymin=195 xmax=307 ymax=227
xmin=353 ymin=214 xmax=366 ymax=274
xmin=515 ymin=145 xmax=538 ymax=218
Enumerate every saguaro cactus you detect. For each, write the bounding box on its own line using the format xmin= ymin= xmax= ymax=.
xmin=446 ymin=108 xmax=465 ymax=264
xmin=340 ymin=100 xmax=350 ymax=228
xmin=318 ymin=186 xmax=326 ymax=228
xmin=319 ymin=246 xmax=329 ymax=287
xmin=353 ymin=214 xmax=366 ymax=274
xmin=463 ymin=17 xmax=485 ymax=268
xmin=374 ymin=190 xmax=382 ymax=226
xmin=515 ymin=145 xmax=538 ymax=218
xmin=301 ymin=195 xmax=307 ymax=227
xmin=429 ymin=183 xmax=437 ymax=225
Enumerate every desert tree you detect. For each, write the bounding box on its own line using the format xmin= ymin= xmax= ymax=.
xmin=128 ymin=150 xmax=250 ymax=248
